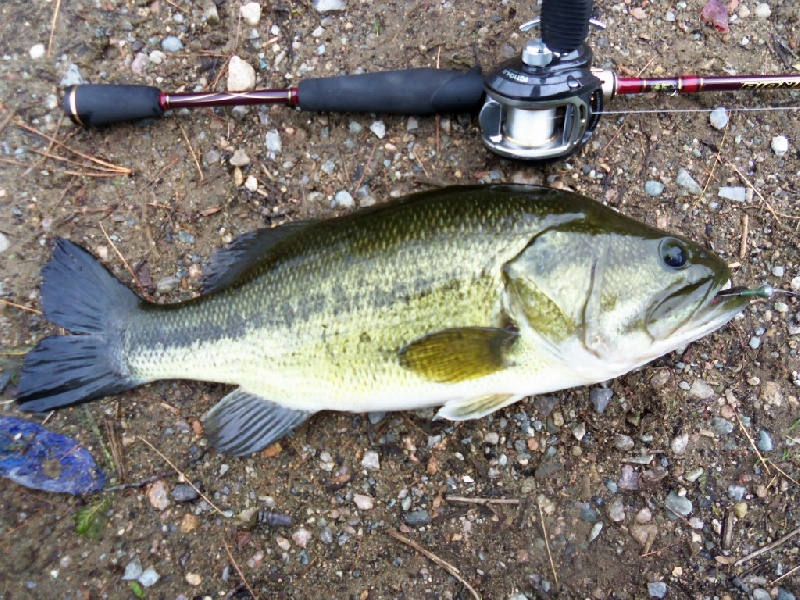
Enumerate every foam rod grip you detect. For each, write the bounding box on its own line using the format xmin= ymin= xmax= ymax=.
xmin=296 ymin=68 xmax=484 ymax=115
xmin=63 ymin=84 xmax=164 ymax=126
xmin=540 ymin=0 xmax=593 ymax=54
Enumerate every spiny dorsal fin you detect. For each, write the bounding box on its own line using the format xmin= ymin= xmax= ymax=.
xmin=436 ymin=393 xmax=523 ymax=421
xmin=203 ymin=221 xmax=311 ymax=293
xmin=398 ymin=327 xmax=518 ymax=383
xmin=203 ymin=389 xmax=314 ymax=456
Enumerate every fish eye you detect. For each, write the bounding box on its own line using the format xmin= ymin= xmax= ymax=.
xmin=659 ymin=238 xmax=689 ymax=270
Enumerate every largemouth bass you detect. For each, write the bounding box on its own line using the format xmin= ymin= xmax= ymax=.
xmin=16 ymin=185 xmax=750 ymax=456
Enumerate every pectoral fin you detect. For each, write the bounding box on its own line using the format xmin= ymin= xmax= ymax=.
xmin=398 ymin=327 xmax=517 ymax=383
xmin=436 ymin=393 xmax=524 ymax=421
xmin=204 ymin=389 xmax=315 ymax=456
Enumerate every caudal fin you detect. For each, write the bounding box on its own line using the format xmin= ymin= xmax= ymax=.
xmin=16 ymin=239 xmax=141 ymax=412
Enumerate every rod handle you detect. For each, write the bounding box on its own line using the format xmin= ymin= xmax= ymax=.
xmin=296 ymin=68 xmax=484 ymax=115
xmin=63 ymin=84 xmax=164 ymax=127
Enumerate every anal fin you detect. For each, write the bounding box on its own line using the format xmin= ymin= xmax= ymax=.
xmin=204 ymin=389 xmax=314 ymax=456
xmin=436 ymin=393 xmax=523 ymax=421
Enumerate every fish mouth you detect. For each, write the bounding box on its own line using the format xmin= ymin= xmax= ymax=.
xmin=646 ymin=277 xmax=748 ymax=343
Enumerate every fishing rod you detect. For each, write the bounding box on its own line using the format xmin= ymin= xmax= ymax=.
xmin=62 ymin=0 xmax=800 ymax=162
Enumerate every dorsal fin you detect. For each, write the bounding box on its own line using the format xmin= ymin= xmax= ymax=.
xmin=202 ymin=221 xmax=311 ymax=293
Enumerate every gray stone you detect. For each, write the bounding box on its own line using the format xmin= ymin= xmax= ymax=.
xmin=0 ymin=232 xmax=9 ymax=254
xmin=644 ymin=180 xmax=664 ymax=197
xmin=361 ymin=451 xmax=380 ymax=471
xmin=332 ymin=190 xmax=354 ymax=209
xmin=647 ymin=582 xmax=667 ymax=598
xmin=676 ymin=168 xmax=703 ymax=196
xmin=727 ymin=484 xmax=747 ymax=501
xmin=161 ymin=36 xmax=183 ymax=53
xmin=313 ymin=0 xmax=347 ymax=12
xmin=230 ymin=148 xmax=251 ymax=167
xmin=403 ymin=510 xmax=430 ymax=526
xmin=370 ymin=120 xmax=386 ymax=139
xmin=718 ymin=186 xmax=746 ymax=202
xmin=757 ymin=430 xmax=774 ymax=452
xmin=266 ymin=130 xmax=282 ymax=153
xmin=139 ymin=567 xmax=159 ymax=587
xmin=590 ymin=388 xmax=613 ymax=414
xmin=122 ymin=557 xmax=143 ymax=581
xmin=664 ymin=491 xmax=692 ymax=517
xmin=711 ymin=417 xmax=734 ymax=435
xmin=709 ymin=107 xmax=728 ymax=130
xmin=171 ymin=484 xmax=200 ymax=502
xmin=156 ymin=276 xmax=181 ymax=294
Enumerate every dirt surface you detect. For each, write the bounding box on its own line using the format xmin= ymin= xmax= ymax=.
xmin=1 ymin=1 xmax=799 ymax=598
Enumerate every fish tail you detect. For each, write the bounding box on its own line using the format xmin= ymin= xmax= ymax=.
xmin=16 ymin=239 xmax=142 ymax=412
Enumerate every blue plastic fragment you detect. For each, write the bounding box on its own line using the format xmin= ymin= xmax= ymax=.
xmin=0 ymin=416 xmax=105 ymax=494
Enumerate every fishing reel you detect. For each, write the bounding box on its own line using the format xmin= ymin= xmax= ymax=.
xmin=478 ymin=0 xmax=603 ymax=160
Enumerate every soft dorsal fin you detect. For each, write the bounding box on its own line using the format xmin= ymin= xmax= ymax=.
xmin=397 ymin=327 xmax=518 ymax=383
xmin=203 ymin=388 xmax=315 ymax=456
xmin=203 ymin=221 xmax=311 ymax=293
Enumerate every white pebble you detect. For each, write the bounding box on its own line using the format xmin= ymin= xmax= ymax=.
xmin=292 ymin=528 xmax=312 ymax=548
xmin=161 ymin=36 xmax=183 ymax=53
xmin=791 ymin=276 xmax=800 ymax=291
xmin=772 ymin=266 xmax=785 ymax=277
xmin=139 ymin=567 xmax=159 ymax=587
xmin=265 ymin=129 xmax=282 ymax=153
xmin=771 ymin=135 xmax=789 ymax=157
xmin=709 ymin=107 xmax=728 ymax=130
xmin=332 ymin=190 xmax=354 ymax=208
xmin=353 ymin=494 xmax=375 ymax=510
xmin=227 ymin=56 xmax=256 ymax=91
xmin=361 ymin=451 xmax=380 ymax=471
xmin=718 ymin=186 xmax=746 ymax=202
xmin=149 ymin=50 xmax=166 ymax=65
xmin=754 ymin=3 xmax=772 ymax=18
xmin=0 ymin=232 xmax=9 ymax=254
xmin=313 ymin=0 xmax=347 ymax=12
xmin=240 ymin=2 xmax=261 ymax=26
xmin=29 ymin=44 xmax=46 ymax=60
xmin=245 ymin=175 xmax=258 ymax=191
xmin=370 ymin=120 xmax=386 ymax=139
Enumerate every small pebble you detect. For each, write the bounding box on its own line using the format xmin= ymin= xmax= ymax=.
xmin=147 ymin=480 xmax=171 ymax=510
xmin=676 ymin=168 xmax=703 ymax=196
xmin=484 ymin=432 xmax=500 ymax=445
xmin=361 ymin=451 xmax=380 ymax=471
xmin=773 ymin=266 xmax=785 ymax=277
xmin=230 ymin=149 xmax=251 ymax=167
xmin=139 ymin=567 xmax=159 ymax=587
xmin=589 ymin=522 xmax=603 ymax=542
xmin=185 ymin=573 xmax=202 ymax=586
xmin=292 ymin=528 xmax=312 ymax=548
xmin=123 ymin=558 xmax=143 ymax=581
xmin=614 ymin=434 xmax=635 ymax=451
xmin=753 ymin=590 xmax=771 ymax=600
xmin=749 ymin=336 xmax=761 ymax=350
xmin=367 ymin=412 xmax=386 ymax=424
xmin=618 ymin=465 xmax=640 ymax=491
xmin=727 ymin=484 xmax=747 ymax=501
xmin=685 ymin=467 xmax=704 ymax=483
xmin=608 ymin=498 xmax=626 ymax=522
xmin=590 ymin=388 xmax=613 ymax=414
xmin=60 ymin=64 xmax=86 ymax=86
xmin=711 ymin=417 xmax=734 ymax=435
xmin=240 ymin=2 xmax=261 ymax=26
xmin=771 ymin=135 xmax=789 ymax=157
xmin=353 ymin=494 xmax=375 ymax=510
xmin=664 ymin=491 xmax=692 ymax=517
xmin=688 ymin=379 xmax=715 ymax=400
xmin=754 ymin=3 xmax=772 ymax=18
xmin=756 ymin=430 xmax=773 ymax=452
xmin=245 ymin=175 xmax=258 ymax=192
xmin=404 ymin=510 xmax=430 ymax=526
xmin=332 ymin=190 xmax=354 ymax=208
xmin=313 ymin=0 xmax=347 ymax=11
xmin=718 ymin=186 xmax=746 ymax=202
xmin=29 ymin=44 xmax=46 ymax=60
xmin=370 ymin=121 xmax=386 ymax=139
xmin=161 ymin=36 xmax=183 ymax=53
xmin=733 ymin=502 xmax=748 ymax=518
xmin=648 ymin=582 xmax=667 ymax=598
xmin=670 ymin=433 xmax=689 ymax=455
xmin=349 ymin=121 xmax=363 ymax=134
xmin=0 ymin=233 xmax=9 ymax=254
xmin=156 ymin=276 xmax=181 ymax=294
xmin=171 ymin=484 xmax=199 ymax=503
xmin=266 ymin=130 xmax=282 ymax=153
xmin=644 ymin=181 xmax=664 ymax=197
xmin=228 ymin=56 xmax=256 ymax=91
xmin=709 ymin=107 xmax=728 ymax=130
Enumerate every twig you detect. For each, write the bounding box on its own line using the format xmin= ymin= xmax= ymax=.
xmin=179 ymin=124 xmax=204 ymax=181
xmin=0 ymin=298 xmax=41 ymax=315
xmin=734 ymin=524 xmax=800 ymax=567
xmin=702 ymin=124 xmax=728 ymax=196
xmin=771 ymin=562 xmax=800 ymax=586
xmin=446 ymin=495 xmax=520 ymax=506
xmin=14 ymin=121 xmax=131 ymax=175
xmin=47 ymin=0 xmax=62 ymax=56
xmin=138 ymin=436 xmax=228 ymax=518
xmin=352 ymin=142 xmax=379 ymax=197
xmin=734 ymin=409 xmax=771 ymax=477
xmin=739 ymin=213 xmax=749 ymax=259
xmin=538 ymin=502 xmax=559 ymax=589
xmin=387 ymin=529 xmax=480 ymax=600
xmin=224 ymin=540 xmax=259 ymax=600
xmin=98 ymin=223 xmax=145 ymax=294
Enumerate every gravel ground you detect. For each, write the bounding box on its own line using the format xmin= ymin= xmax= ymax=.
xmin=1 ymin=1 xmax=799 ymax=598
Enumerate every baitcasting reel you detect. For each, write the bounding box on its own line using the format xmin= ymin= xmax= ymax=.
xmin=479 ymin=0 xmax=603 ymax=160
